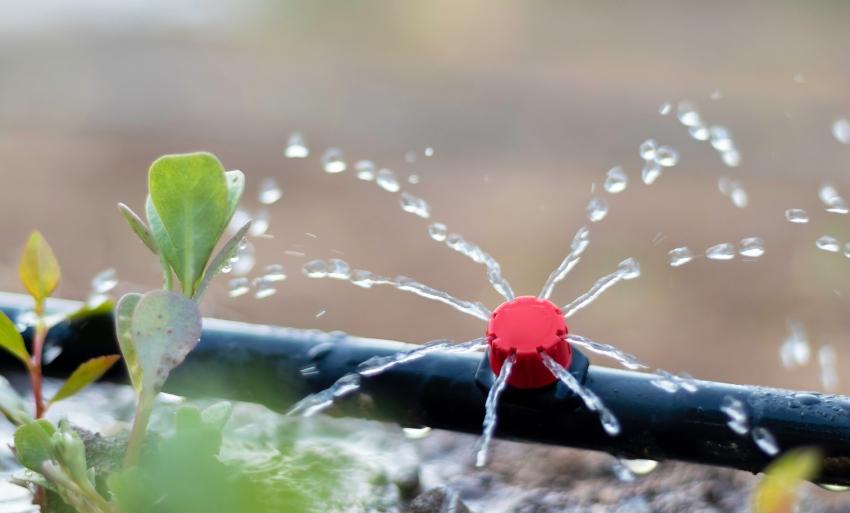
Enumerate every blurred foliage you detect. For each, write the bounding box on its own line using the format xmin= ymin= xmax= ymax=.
xmin=752 ymin=447 xmax=822 ymax=513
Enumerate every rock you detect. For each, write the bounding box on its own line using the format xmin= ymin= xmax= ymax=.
xmin=408 ymin=487 xmax=471 ymax=513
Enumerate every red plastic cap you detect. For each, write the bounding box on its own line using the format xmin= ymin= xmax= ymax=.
xmin=487 ymin=296 xmax=571 ymax=389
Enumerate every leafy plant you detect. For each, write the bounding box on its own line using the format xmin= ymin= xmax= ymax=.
xmin=14 ymin=419 xmax=114 ymax=513
xmin=1 ymin=151 xmax=407 ymax=513
xmin=114 ymin=152 xmax=249 ymax=466
xmin=0 ymin=231 xmax=119 ymax=419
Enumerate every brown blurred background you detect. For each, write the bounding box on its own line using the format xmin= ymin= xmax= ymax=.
xmin=0 ymin=1 xmax=848 ymax=392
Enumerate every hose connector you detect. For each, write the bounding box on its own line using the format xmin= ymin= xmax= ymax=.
xmin=487 ymin=296 xmax=571 ymax=389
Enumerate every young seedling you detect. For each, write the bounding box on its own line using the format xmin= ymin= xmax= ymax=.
xmin=0 ymin=231 xmax=119 ymax=419
xmin=116 ymin=152 xmax=249 ymax=467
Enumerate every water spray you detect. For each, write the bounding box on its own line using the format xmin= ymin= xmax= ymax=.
xmin=1 ymin=292 xmax=849 ymax=487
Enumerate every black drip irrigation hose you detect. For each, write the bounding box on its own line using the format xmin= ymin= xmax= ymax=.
xmin=1 ymin=292 xmax=849 ymax=485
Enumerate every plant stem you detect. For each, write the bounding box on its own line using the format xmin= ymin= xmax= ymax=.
xmin=159 ymin=252 xmax=173 ymax=291
xmin=29 ymin=319 xmax=47 ymax=419
xmin=124 ymin=390 xmax=154 ymax=468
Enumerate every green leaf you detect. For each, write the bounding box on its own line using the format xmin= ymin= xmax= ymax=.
xmin=753 ymin=447 xmax=822 ymax=513
xmin=193 ymin=221 xmax=252 ymax=301
xmin=10 ymin=469 xmax=56 ymax=493
xmin=130 ymin=290 xmax=202 ymax=391
xmin=116 ymin=293 xmax=143 ymax=392
xmin=50 ymin=355 xmax=120 ymax=404
xmin=201 ymin=401 xmax=233 ymax=431
xmin=53 ymin=420 xmax=89 ymax=482
xmin=148 ymin=152 xmax=230 ymax=296
xmin=19 ymin=230 xmax=60 ymax=306
xmin=14 ymin=419 xmax=57 ymax=472
xmin=146 ymin=194 xmax=180 ymax=279
xmin=224 ymin=170 xmax=245 ymax=224
xmin=118 ymin=202 xmax=158 ymax=255
xmin=0 ymin=375 xmax=32 ymax=425
xmin=0 ymin=311 xmax=29 ymax=367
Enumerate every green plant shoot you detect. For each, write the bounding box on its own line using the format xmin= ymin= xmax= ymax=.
xmin=0 ymin=232 xmax=119 ymax=419
xmin=117 ymin=152 xmax=249 ymax=467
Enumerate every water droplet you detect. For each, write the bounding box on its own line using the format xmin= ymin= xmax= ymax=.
xmin=785 ymin=209 xmax=809 ymax=224
xmin=710 ymin=126 xmax=734 ymax=152
xmin=350 ymin=269 xmax=376 ymax=288
xmin=376 ymin=168 xmax=400 ymax=192
xmin=231 ymin=241 xmax=256 ymax=275
xmin=721 ymin=396 xmax=750 ymax=435
xmin=641 ymin=160 xmax=662 ymax=185
xmin=688 ymin=124 xmax=710 ymax=141
xmin=248 ymin=208 xmax=270 ymax=237
xmin=404 ymin=151 xmax=417 ymax=163
xmin=668 ymin=247 xmax=694 ymax=267
xmin=710 ymin=90 xmax=723 ymax=100
xmin=832 ymin=118 xmax=850 ymax=144
xmin=659 ymin=102 xmax=672 ymax=115
xmin=253 ymin=277 xmax=277 ymax=299
xmin=258 ymin=177 xmax=283 ymax=205
xmin=586 ymin=197 xmax=609 ymax=222
xmin=424 ymin=147 xmax=435 ymax=157
xmin=639 ymin=139 xmax=657 ymax=160
xmin=228 ymin=277 xmax=251 ymax=298
xmin=656 ymin=146 xmax=679 ymax=167
xmin=322 ymin=148 xmax=346 ymax=173
xmin=326 ymin=258 xmax=351 ymax=280
xmin=400 ymin=192 xmax=431 ymax=219
xmin=718 ymin=177 xmax=748 ymax=207
xmin=819 ymin=483 xmax=850 ymax=493
xmin=751 ymin=427 xmax=780 ymax=456
xmin=819 ymin=183 xmax=848 ymax=214
xmin=302 ymin=259 xmax=328 ymax=278
xmin=844 ymin=243 xmax=850 ymax=259
xmin=721 ymin=149 xmax=741 ymax=167
xmin=780 ymin=321 xmax=810 ymax=368
xmin=816 ymin=235 xmax=840 ymax=253
xmin=677 ymin=100 xmax=702 ymax=127
xmin=402 ymin=426 xmax=432 ymax=439
xmin=284 ymin=132 xmax=309 ymax=158
xmin=730 ymin=184 xmax=748 ymax=208
xmin=407 ymin=174 xmax=420 ymax=185
xmin=706 ymin=243 xmax=735 ymax=261
xmin=619 ymin=459 xmax=659 ymax=475
xmin=315 ymin=310 xmax=327 ymax=318
xmin=428 ymin=222 xmax=448 ymax=242
xmin=91 ymin=268 xmax=118 ymax=294
xmin=355 ymin=160 xmax=376 ymax=181
xmin=262 ymin=264 xmax=287 ymax=282
xmin=617 ymin=258 xmax=641 ymax=280
xmin=604 ymin=166 xmax=628 ymax=194
xmin=793 ymin=73 xmax=805 ymax=84
xmin=739 ymin=237 xmax=765 ymax=258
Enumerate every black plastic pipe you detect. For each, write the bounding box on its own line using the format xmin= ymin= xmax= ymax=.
xmin=1 ymin=292 xmax=849 ymax=485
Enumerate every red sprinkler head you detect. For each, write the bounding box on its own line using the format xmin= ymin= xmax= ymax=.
xmin=487 ymin=296 xmax=571 ymax=389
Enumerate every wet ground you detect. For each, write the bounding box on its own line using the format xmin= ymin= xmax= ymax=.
xmin=2 ymin=377 xmax=850 ymax=513
xmin=2 ymin=2 xmax=850 ymax=511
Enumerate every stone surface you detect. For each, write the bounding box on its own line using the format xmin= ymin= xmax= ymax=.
xmin=408 ymin=487 xmax=471 ymax=513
